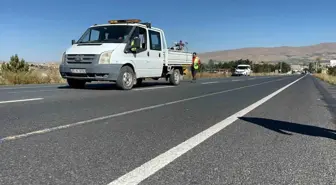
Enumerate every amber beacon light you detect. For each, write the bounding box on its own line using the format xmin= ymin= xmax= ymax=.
xmin=108 ymin=19 xmax=141 ymax=24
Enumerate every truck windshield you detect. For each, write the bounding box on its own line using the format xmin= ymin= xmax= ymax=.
xmin=77 ymin=25 xmax=133 ymax=44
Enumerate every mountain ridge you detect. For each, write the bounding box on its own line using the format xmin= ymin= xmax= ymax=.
xmin=198 ymin=42 xmax=336 ymax=63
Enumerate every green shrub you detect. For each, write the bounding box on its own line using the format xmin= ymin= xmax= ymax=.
xmin=327 ymin=66 xmax=336 ymax=76
xmin=1 ymin=54 xmax=29 ymax=73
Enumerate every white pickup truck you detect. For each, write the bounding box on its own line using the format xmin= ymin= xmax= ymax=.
xmin=59 ymin=19 xmax=193 ymax=90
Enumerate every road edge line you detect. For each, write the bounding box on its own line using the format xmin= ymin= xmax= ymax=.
xmin=107 ymin=74 xmax=306 ymax=185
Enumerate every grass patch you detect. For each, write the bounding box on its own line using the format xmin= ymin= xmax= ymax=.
xmin=314 ymin=73 xmax=336 ymax=85
xmin=0 ymin=69 xmax=65 ymax=85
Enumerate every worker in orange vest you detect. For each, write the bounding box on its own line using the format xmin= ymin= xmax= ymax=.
xmin=191 ymin=52 xmax=201 ymax=82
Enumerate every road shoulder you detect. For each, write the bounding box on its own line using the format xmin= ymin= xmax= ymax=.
xmin=312 ymin=76 xmax=336 ymax=121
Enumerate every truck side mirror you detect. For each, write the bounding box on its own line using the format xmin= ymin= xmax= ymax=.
xmin=71 ymin=40 xmax=76 ymax=45
xmin=130 ymin=37 xmax=141 ymax=52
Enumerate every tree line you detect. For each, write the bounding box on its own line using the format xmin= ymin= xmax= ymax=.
xmin=2 ymin=55 xmax=293 ymax=75
xmin=307 ymin=57 xmax=336 ymax=76
xmin=199 ymin=59 xmax=291 ymax=73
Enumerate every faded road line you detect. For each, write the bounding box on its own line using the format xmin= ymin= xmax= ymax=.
xmin=0 ymin=76 xmax=293 ymax=142
xmin=107 ymin=74 xmax=306 ymax=185
xmin=201 ymin=81 xmax=219 ymax=85
xmin=133 ymin=86 xmax=175 ymax=91
xmin=0 ymin=98 xmax=44 ymax=104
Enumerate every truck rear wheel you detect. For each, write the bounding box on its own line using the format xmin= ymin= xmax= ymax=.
xmin=169 ymin=69 xmax=181 ymax=85
xmin=67 ymin=79 xmax=86 ymax=89
xmin=116 ymin=66 xmax=135 ymax=90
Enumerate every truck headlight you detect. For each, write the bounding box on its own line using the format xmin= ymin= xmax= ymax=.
xmin=61 ymin=52 xmax=66 ymax=63
xmin=98 ymin=51 xmax=113 ymax=64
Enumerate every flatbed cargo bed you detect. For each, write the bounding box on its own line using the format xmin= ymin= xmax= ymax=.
xmin=166 ymin=50 xmax=192 ymax=66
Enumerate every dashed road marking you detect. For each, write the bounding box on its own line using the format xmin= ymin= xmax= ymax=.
xmin=133 ymin=86 xmax=174 ymax=91
xmin=7 ymin=89 xmax=64 ymax=94
xmin=201 ymin=81 xmax=219 ymax=84
xmin=0 ymin=98 xmax=44 ymax=104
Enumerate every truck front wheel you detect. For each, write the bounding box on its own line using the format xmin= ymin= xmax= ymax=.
xmin=116 ymin=66 xmax=135 ymax=90
xmin=67 ymin=79 xmax=86 ymax=89
xmin=169 ymin=69 xmax=181 ymax=85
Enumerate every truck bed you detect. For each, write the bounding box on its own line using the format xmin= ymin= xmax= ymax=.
xmin=166 ymin=50 xmax=192 ymax=66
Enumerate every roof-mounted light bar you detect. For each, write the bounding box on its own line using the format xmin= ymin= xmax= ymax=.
xmin=108 ymin=19 xmax=141 ymax=24
xmin=141 ymin=22 xmax=151 ymax=28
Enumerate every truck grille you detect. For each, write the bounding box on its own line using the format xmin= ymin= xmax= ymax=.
xmin=66 ymin=54 xmax=98 ymax=64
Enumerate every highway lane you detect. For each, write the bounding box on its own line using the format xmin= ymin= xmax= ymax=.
xmin=141 ymin=75 xmax=336 ymax=185
xmin=0 ymin=75 xmax=280 ymax=97
xmin=140 ymin=75 xmax=336 ymax=185
xmin=1 ymin=74 xmax=334 ymax=185
xmin=0 ymin=75 xmax=286 ymax=107
xmin=0 ymin=77 xmax=225 ymax=101
xmin=0 ymin=75 xmax=293 ymax=138
xmin=0 ymin=75 xmax=270 ymax=89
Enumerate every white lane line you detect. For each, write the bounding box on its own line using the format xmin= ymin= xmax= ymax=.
xmin=0 ymin=98 xmax=44 ymax=104
xmin=248 ymin=78 xmax=256 ymax=80
xmin=201 ymin=81 xmax=219 ymax=85
xmin=327 ymin=88 xmax=336 ymax=91
xmin=0 ymin=77 xmax=293 ymax=142
xmin=232 ymin=79 xmax=243 ymax=82
xmin=107 ymin=74 xmax=306 ymax=185
xmin=133 ymin=86 xmax=174 ymax=91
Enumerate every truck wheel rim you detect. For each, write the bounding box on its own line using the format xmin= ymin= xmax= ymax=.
xmin=123 ymin=72 xmax=133 ymax=87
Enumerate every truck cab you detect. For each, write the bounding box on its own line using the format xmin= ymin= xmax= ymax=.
xmin=59 ymin=19 xmax=191 ymax=90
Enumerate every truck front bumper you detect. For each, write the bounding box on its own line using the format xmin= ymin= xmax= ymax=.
xmin=233 ymin=71 xmax=247 ymax=76
xmin=59 ymin=63 xmax=123 ymax=81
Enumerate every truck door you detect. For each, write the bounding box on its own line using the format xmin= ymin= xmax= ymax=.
xmin=128 ymin=26 xmax=149 ymax=78
xmin=148 ymin=29 xmax=164 ymax=77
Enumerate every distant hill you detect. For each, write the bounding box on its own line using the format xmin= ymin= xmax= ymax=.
xmin=198 ymin=42 xmax=336 ymax=64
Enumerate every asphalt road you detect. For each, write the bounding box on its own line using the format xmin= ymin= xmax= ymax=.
xmin=0 ymin=74 xmax=335 ymax=185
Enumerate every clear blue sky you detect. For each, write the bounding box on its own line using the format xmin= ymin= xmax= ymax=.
xmin=1 ymin=0 xmax=336 ymax=62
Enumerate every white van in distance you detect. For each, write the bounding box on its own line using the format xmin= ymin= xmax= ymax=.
xmin=59 ymin=19 xmax=193 ymax=90
xmin=233 ymin=64 xmax=251 ymax=76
